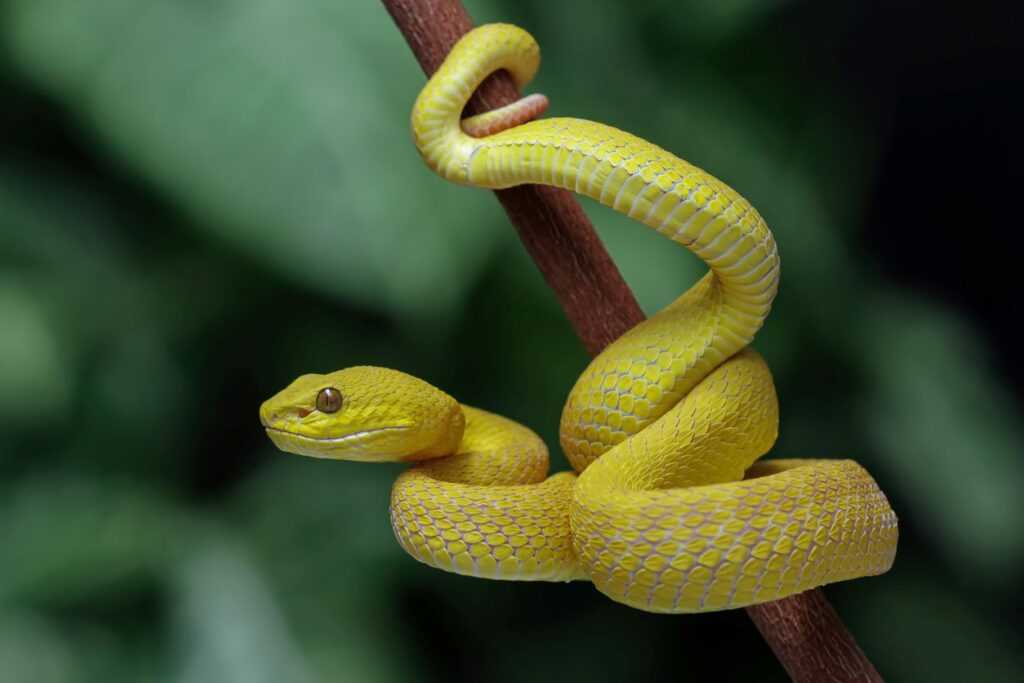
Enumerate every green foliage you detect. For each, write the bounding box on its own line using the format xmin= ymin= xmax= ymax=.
xmin=1 ymin=1 xmax=1021 ymax=681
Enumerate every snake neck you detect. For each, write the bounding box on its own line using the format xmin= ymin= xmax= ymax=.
xmin=415 ymin=405 xmax=552 ymax=486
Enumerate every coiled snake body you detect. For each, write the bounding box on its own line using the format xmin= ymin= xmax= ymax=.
xmin=261 ymin=24 xmax=897 ymax=613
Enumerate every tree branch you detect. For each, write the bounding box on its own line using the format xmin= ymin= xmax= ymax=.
xmin=380 ymin=1 xmax=884 ymax=680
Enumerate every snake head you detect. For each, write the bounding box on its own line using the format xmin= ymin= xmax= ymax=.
xmin=259 ymin=366 xmax=465 ymax=462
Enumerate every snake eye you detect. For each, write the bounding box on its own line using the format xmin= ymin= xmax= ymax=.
xmin=316 ymin=387 xmax=343 ymax=413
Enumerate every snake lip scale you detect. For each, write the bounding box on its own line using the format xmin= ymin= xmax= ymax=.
xmin=261 ymin=24 xmax=898 ymax=614
xmin=263 ymin=426 xmax=410 ymax=444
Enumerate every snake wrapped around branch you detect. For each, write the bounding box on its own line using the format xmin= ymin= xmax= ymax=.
xmin=260 ymin=23 xmax=897 ymax=613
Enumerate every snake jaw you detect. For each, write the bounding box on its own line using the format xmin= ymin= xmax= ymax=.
xmin=263 ymin=424 xmax=413 ymax=461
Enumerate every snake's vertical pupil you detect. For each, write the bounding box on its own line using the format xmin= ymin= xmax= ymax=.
xmin=316 ymin=387 xmax=342 ymax=413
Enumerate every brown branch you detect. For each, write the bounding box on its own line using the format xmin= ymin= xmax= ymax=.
xmin=381 ymin=1 xmax=884 ymax=681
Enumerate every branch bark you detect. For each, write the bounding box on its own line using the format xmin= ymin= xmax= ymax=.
xmin=381 ymin=1 xmax=884 ymax=681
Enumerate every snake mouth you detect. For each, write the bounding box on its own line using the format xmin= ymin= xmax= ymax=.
xmin=263 ymin=425 xmax=411 ymax=460
xmin=264 ymin=426 xmax=408 ymax=443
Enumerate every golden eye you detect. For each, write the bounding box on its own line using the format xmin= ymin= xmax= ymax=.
xmin=316 ymin=387 xmax=342 ymax=413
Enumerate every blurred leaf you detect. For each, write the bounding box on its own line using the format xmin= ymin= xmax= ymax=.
xmin=638 ymin=0 xmax=795 ymax=47
xmin=227 ymin=457 xmax=415 ymax=683
xmin=0 ymin=278 xmax=71 ymax=426
xmin=0 ymin=611 xmax=74 ymax=683
xmin=1 ymin=0 xmax=508 ymax=321
xmin=862 ymin=294 xmax=1024 ymax=580
xmin=171 ymin=543 xmax=312 ymax=683
xmin=0 ymin=167 xmax=215 ymax=471
xmin=842 ymin=557 xmax=1024 ymax=682
xmin=0 ymin=476 xmax=196 ymax=603
xmin=0 ymin=608 xmax=164 ymax=683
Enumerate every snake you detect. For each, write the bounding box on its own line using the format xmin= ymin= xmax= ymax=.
xmin=260 ymin=23 xmax=898 ymax=613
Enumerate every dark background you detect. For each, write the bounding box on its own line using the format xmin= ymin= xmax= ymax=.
xmin=2 ymin=1 xmax=1022 ymax=681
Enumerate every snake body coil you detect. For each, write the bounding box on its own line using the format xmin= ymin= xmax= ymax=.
xmin=261 ymin=24 xmax=897 ymax=613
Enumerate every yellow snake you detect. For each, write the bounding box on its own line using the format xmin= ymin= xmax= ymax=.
xmin=260 ymin=24 xmax=897 ymax=613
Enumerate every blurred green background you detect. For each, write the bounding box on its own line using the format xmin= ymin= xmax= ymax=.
xmin=2 ymin=1 xmax=1022 ymax=681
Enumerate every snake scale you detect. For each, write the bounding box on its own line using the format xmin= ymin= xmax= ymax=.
xmin=261 ymin=24 xmax=898 ymax=613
